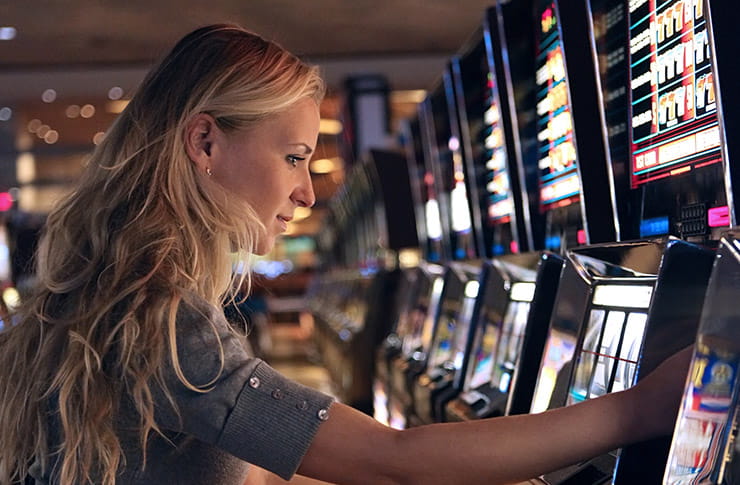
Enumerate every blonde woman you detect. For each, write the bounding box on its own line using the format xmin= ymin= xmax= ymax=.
xmin=0 ymin=24 xmax=691 ymax=485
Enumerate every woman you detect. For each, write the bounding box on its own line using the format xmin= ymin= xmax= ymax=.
xmin=0 ymin=24 xmax=690 ymax=485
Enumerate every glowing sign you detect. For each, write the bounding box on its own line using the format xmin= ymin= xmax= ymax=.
xmin=536 ymin=2 xmax=581 ymax=211
xmin=629 ymin=0 xmax=723 ymax=187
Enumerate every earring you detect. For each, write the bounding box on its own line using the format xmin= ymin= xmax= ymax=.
xmin=206 ymin=167 xmax=213 ymax=176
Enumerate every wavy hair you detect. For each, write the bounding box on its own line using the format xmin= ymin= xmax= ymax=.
xmin=0 ymin=24 xmax=325 ymax=484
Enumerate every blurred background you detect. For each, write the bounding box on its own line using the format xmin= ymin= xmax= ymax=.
xmin=0 ymin=0 xmax=491 ymax=304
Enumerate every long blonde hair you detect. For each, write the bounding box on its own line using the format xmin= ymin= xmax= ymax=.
xmin=0 ymin=24 xmax=325 ymax=484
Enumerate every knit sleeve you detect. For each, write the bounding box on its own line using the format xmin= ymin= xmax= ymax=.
xmin=154 ymin=299 xmax=334 ymax=480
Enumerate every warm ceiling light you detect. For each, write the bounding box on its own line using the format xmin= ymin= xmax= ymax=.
xmin=108 ymin=86 xmax=124 ymax=100
xmin=107 ymin=100 xmax=129 ymax=114
xmin=66 ymin=104 xmax=80 ymax=118
xmin=36 ymin=125 xmax=50 ymax=138
xmin=27 ymin=119 xmax=42 ymax=133
xmin=0 ymin=27 xmax=16 ymax=41
xmin=310 ymin=157 xmax=341 ymax=174
xmin=80 ymin=104 xmax=96 ymax=118
xmin=391 ymin=89 xmax=427 ymax=104
xmin=319 ymin=119 xmax=343 ymax=135
xmin=93 ymin=132 xmax=106 ymax=145
xmin=42 ymin=89 xmax=56 ymax=103
xmin=16 ymin=152 xmax=36 ymax=184
xmin=44 ymin=130 xmax=59 ymax=144
xmin=292 ymin=207 xmax=312 ymax=222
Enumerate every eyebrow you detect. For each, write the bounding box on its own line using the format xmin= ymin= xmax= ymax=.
xmin=288 ymin=143 xmax=314 ymax=155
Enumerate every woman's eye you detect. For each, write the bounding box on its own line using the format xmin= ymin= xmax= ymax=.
xmin=286 ymin=155 xmax=305 ymax=167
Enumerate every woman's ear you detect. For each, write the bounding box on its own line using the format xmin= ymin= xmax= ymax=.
xmin=184 ymin=113 xmax=218 ymax=173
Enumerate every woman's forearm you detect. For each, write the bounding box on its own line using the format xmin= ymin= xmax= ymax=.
xmin=299 ymin=388 xmax=643 ymax=485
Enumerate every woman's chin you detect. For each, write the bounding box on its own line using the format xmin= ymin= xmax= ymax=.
xmin=253 ymin=236 xmax=276 ymax=255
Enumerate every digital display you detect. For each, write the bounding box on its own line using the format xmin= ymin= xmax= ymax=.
xmin=531 ymin=328 xmax=577 ymax=413
xmin=456 ymin=34 xmax=518 ymax=257
xmin=418 ymin=276 xmax=446 ymax=355
xmin=536 ymin=1 xmax=582 ymax=211
xmin=401 ymin=274 xmax=435 ymax=358
xmin=629 ymin=0 xmax=722 ymax=187
xmin=468 ymin=317 xmax=501 ymax=390
xmin=665 ymin=338 xmax=740 ymax=484
xmin=491 ymin=301 xmax=532 ymax=394
xmin=568 ymin=306 xmax=647 ymax=405
xmin=429 ymin=310 xmax=456 ymax=369
xmin=592 ymin=284 xmax=653 ymax=308
xmin=407 ymin=115 xmax=444 ymax=262
xmin=0 ymin=226 xmax=10 ymax=283
xmin=430 ymin=83 xmax=476 ymax=261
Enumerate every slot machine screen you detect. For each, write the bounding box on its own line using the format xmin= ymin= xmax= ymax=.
xmin=400 ymin=272 xmax=435 ymax=358
xmin=408 ymin=114 xmax=445 ymax=263
xmin=593 ymin=0 xmax=729 ymax=240
xmin=0 ymin=226 xmax=10 ymax=283
xmin=466 ymin=306 xmax=503 ymax=391
xmin=535 ymin=1 xmax=582 ymax=214
xmin=567 ymin=284 xmax=652 ymax=405
xmin=530 ymin=327 xmax=577 ymax=413
xmin=407 ymin=275 xmax=445 ymax=358
xmin=430 ymin=279 xmax=480 ymax=370
xmin=629 ymin=0 xmax=720 ymax=187
xmin=456 ymin=36 xmax=516 ymax=257
xmin=490 ymin=283 xmax=535 ymax=394
xmin=428 ymin=80 xmax=476 ymax=261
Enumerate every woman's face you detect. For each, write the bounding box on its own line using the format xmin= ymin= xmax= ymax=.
xmin=210 ymin=97 xmax=320 ymax=254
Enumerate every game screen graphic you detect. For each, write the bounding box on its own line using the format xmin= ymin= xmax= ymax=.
xmin=531 ymin=327 xmax=577 ymax=413
xmin=629 ymin=0 xmax=722 ymax=188
xmin=467 ymin=308 xmax=503 ymax=391
xmin=665 ymin=337 xmax=740 ymax=485
xmin=567 ymin=284 xmax=651 ymax=405
xmin=490 ymin=283 xmax=535 ymax=394
xmin=535 ymin=1 xmax=581 ymax=212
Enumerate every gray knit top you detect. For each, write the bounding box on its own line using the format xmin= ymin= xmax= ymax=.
xmin=29 ymin=298 xmax=335 ymax=484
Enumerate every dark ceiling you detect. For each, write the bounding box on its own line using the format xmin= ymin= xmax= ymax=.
xmin=0 ymin=1 xmax=497 ymax=235
xmin=0 ymin=1 xmax=494 ymax=68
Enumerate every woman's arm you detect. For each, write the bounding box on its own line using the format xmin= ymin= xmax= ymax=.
xmin=297 ymin=346 xmax=692 ymax=485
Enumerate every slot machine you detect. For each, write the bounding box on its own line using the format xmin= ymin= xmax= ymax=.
xmin=592 ymin=0 xmax=738 ymax=244
xmin=374 ymin=107 xmax=440 ymax=426
xmin=446 ymin=0 xmax=624 ymax=424
xmin=524 ymin=0 xmax=738 ymax=482
xmin=585 ymin=0 xmax=740 ymax=482
xmin=386 ymin=78 xmax=454 ymax=429
xmin=408 ymin=33 xmax=496 ymax=426
xmin=434 ymin=2 xmax=568 ymax=424
xmin=402 ymin=63 xmax=486 ymax=427
xmin=663 ymin=229 xmax=740 ymax=485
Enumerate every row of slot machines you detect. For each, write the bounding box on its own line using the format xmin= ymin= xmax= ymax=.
xmin=309 ymin=151 xmax=418 ymax=412
xmin=373 ymin=0 xmax=740 ymax=483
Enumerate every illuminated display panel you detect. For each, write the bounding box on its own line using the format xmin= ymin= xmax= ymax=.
xmin=0 ymin=226 xmax=10 ymax=283
xmin=664 ymin=338 xmax=740 ymax=483
xmin=450 ymin=287 xmax=479 ymax=370
xmin=457 ymin=37 xmax=516 ymax=256
xmin=429 ymin=83 xmax=476 ymax=261
xmin=418 ymin=276 xmax=446 ymax=355
xmin=530 ymin=327 xmax=577 ymax=413
xmin=410 ymin=112 xmax=444 ymax=262
xmin=400 ymin=273 xmax=434 ymax=358
xmin=536 ymin=1 xmax=582 ymax=212
xmin=466 ymin=309 xmax=502 ymax=390
xmin=490 ymin=301 xmax=532 ymax=394
xmin=629 ymin=0 xmax=723 ymax=188
xmin=429 ymin=310 xmax=456 ymax=369
xmin=567 ymin=284 xmax=652 ymax=405
xmin=429 ymin=283 xmax=478 ymax=372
